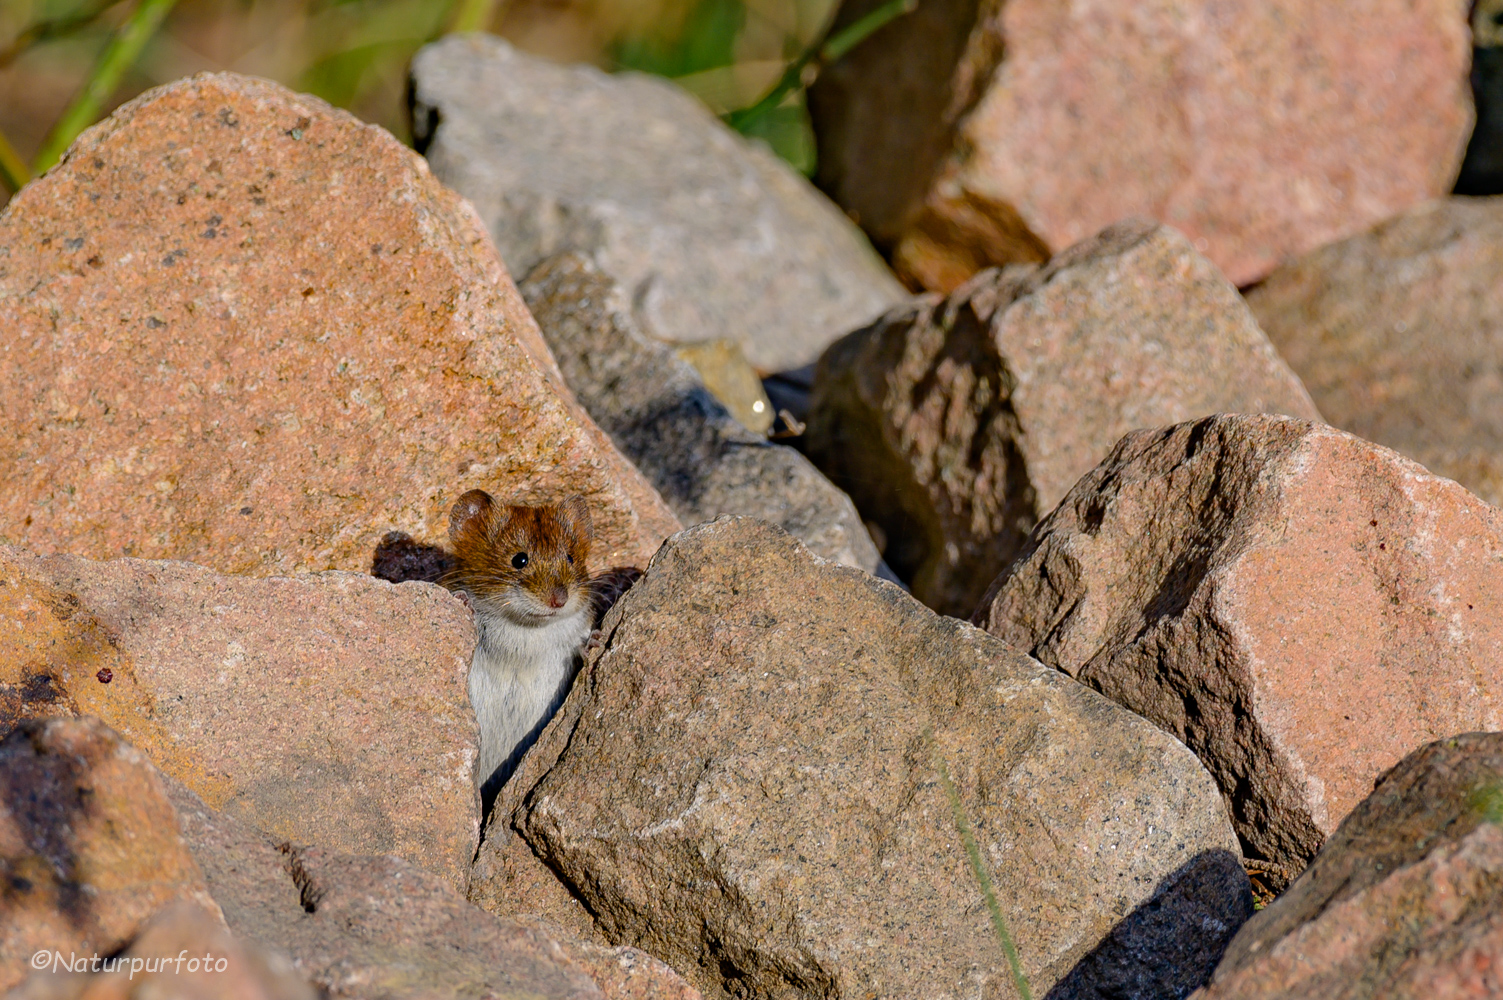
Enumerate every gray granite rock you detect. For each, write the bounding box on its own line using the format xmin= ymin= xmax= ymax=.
xmin=519 ymin=252 xmax=884 ymax=575
xmin=482 ymin=516 xmax=1252 ymax=1000
xmin=409 ymin=34 xmax=906 ymax=373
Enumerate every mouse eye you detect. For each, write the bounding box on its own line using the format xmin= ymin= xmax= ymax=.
xmin=566 ymin=554 xmax=573 ymax=565
xmin=511 ymin=552 xmax=528 ymax=569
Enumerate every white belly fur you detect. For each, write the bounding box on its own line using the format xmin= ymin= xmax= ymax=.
xmin=469 ymin=607 xmax=591 ymax=798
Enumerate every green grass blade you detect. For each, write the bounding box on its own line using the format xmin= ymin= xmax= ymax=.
xmin=927 ymin=725 xmax=1034 ymax=1000
xmin=722 ymin=55 xmax=809 ymax=131
xmin=0 ymin=126 xmax=31 ymax=194
xmin=0 ymin=0 xmax=128 ymax=72
xmin=724 ymin=0 xmax=915 ymax=133
xmin=819 ymin=0 xmax=917 ymax=62
xmin=32 ymin=0 xmax=181 ymax=174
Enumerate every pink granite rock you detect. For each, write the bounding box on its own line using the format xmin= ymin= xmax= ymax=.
xmin=1191 ymin=733 xmax=1503 ymax=1000
xmin=0 ymin=73 xmax=678 ymax=577
xmin=805 ymin=220 xmax=1318 ymax=616
xmin=0 ymin=544 xmax=480 ymax=889
xmin=0 ymin=718 xmax=221 ymax=993
xmin=810 ymin=0 xmax=1474 ymax=288
xmin=1246 ymin=196 xmax=1503 ymax=508
xmin=976 ymin=415 xmax=1503 ymax=870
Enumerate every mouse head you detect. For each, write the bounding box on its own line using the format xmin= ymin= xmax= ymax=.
xmin=446 ymin=490 xmax=593 ymax=624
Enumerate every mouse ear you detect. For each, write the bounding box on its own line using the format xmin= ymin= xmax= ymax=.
xmin=555 ymin=495 xmax=594 ymax=542
xmin=449 ymin=489 xmax=496 ymax=545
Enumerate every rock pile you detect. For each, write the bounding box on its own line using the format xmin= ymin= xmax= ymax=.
xmin=804 ymin=219 xmax=1317 ymax=616
xmin=809 ymin=0 xmax=1474 ymax=289
xmin=3 ymin=717 xmax=700 ymax=1000
xmin=0 ymin=545 xmax=480 ymax=885
xmin=477 ymin=517 xmax=1249 ymax=1000
xmin=4 ymin=9 xmax=1501 ymax=996
xmin=516 ymin=251 xmax=885 ymax=576
xmin=974 ymin=414 xmax=1503 ymax=872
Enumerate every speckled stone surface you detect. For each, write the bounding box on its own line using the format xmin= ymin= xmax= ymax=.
xmin=1192 ymin=734 xmax=1503 ymax=1000
xmin=976 ymin=415 xmax=1503 ymax=871
xmin=809 ymin=0 xmax=1473 ymax=288
xmin=0 ymin=718 xmax=220 ymax=993
xmin=0 ymin=544 xmax=480 ymax=889
xmin=0 ymin=72 xmax=679 ymax=578
xmin=164 ymin=776 xmax=702 ymax=1000
xmin=1246 ymin=196 xmax=1503 ymax=509
xmin=512 ymin=917 xmax=705 ymax=1000
xmin=484 ymin=517 xmax=1248 ymax=1000
xmin=409 ymin=35 xmax=906 ymax=374
xmin=518 ymin=252 xmax=881 ymax=574
xmin=805 ymin=219 xmax=1318 ymax=617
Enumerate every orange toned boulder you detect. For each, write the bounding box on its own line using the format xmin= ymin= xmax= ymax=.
xmin=810 ymin=0 xmax=1473 ymax=289
xmin=976 ymin=415 xmax=1503 ymax=870
xmin=0 ymin=718 xmax=220 ymax=993
xmin=805 ymin=220 xmax=1317 ymax=616
xmin=0 ymin=73 xmax=677 ymax=576
xmin=1192 ymin=734 xmax=1503 ymax=1000
xmin=0 ymin=545 xmax=480 ymax=889
xmin=1246 ymin=196 xmax=1503 ymax=508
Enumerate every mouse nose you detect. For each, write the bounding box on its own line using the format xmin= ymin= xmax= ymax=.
xmin=548 ymin=587 xmax=568 ymax=609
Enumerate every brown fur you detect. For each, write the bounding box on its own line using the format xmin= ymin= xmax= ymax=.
xmin=445 ymin=490 xmax=593 ymax=612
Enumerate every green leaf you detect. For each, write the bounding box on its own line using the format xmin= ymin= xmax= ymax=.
xmin=735 ymin=95 xmax=816 ymax=176
xmin=613 ymin=0 xmax=746 ymax=80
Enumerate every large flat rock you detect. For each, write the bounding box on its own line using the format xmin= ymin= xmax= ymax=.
xmin=481 ymin=516 xmax=1249 ymax=1000
xmin=805 ymin=220 xmax=1317 ymax=616
xmin=519 ymin=251 xmax=882 ymax=574
xmin=0 ymin=544 xmax=480 ymax=888
xmin=975 ymin=414 xmax=1503 ymax=870
xmin=0 ymin=72 xmax=678 ymax=576
xmin=1246 ymin=196 xmax=1503 ymax=508
xmin=409 ymin=35 xmax=906 ymax=373
xmin=809 ymin=0 xmax=1473 ymax=288
xmin=1192 ymin=733 xmax=1503 ymax=999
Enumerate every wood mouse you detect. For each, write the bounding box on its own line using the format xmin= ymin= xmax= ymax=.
xmin=444 ymin=489 xmax=594 ymax=809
